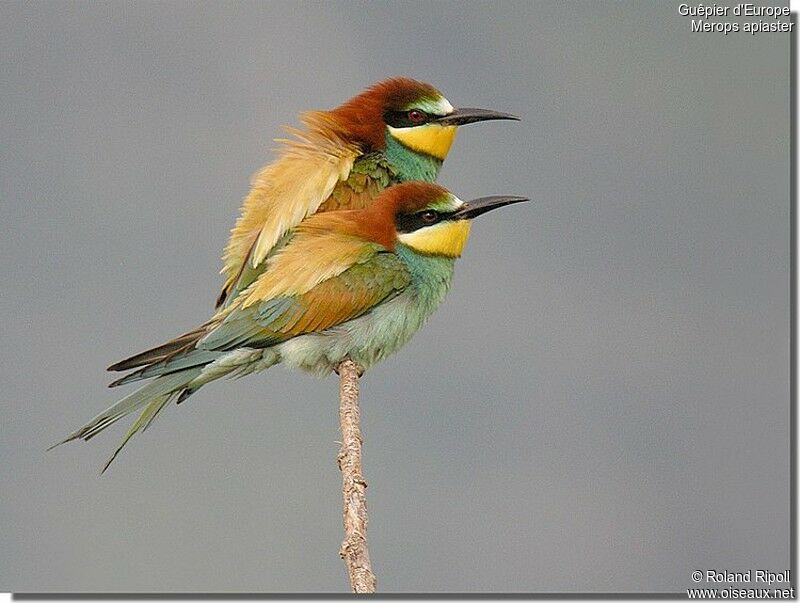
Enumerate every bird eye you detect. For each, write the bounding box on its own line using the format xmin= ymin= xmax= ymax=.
xmin=407 ymin=110 xmax=426 ymax=124
xmin=420 ymin=210 xmax=438 ymax=223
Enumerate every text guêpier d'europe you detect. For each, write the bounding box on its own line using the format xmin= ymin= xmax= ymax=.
xmin=679 ymin=3 xmax=794 ymax=34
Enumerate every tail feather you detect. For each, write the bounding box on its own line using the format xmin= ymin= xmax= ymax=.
xmin=49 ymin=368 xmax=203 ymax=452
xmin=100 ymin=391 xmax=177 ymax=474
xmin=107 ymin=327 xmax=207 ymax=372
xmin=51 ymin=344 xmax=273 ymax=472
xmin=108 ymin=350 xmax=222 ymax=388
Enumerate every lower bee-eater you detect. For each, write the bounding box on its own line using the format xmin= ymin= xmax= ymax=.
xmin=216 ymin=77 xmax=518 ymax=308
xmin=52 ymin=182 xmax=527 ymax=472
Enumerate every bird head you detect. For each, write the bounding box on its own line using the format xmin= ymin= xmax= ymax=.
xmin=330 ymin=78 xmax=518 ymax=162
xmin=351 ymin=182 xmax=527 ymax=259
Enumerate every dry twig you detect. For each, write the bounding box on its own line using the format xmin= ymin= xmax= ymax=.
xmin=336 ymin=359 xmax=377 ymax=593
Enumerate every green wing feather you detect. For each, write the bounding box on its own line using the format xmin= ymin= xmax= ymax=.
xmin=200 ymin=252 xmax=411 ymax=351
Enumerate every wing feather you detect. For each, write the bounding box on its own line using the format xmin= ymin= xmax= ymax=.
xmin=217 ymin=142 xmax=397 ymax=309
xmin=218 ymin=112 xmax=360 ymax=307
xmin=200 ymin=252 xmax=411 ymax=352
xmin=241 ymin=231 xmax=380 ymax=308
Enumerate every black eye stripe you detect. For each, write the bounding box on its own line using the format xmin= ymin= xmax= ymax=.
xmin=385 ymin=109 xmax=432 ymax=128
xmin=396 ymin=210 xmax=456 ymax=233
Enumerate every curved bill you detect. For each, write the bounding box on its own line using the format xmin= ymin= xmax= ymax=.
xmin=453 ymin=196 xmax=529 ymax=220
xmin=435 ymin=107 xmax=520 ymax=126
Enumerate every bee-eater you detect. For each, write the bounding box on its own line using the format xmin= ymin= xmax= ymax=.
xmin=53 ymin=182 xmax=527 ymax=471
xmin=215 ymin=77 xmax=517 ymax=308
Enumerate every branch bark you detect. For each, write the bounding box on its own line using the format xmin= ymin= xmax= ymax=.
xmin=336 ymin=359 xmax=377 ymax=593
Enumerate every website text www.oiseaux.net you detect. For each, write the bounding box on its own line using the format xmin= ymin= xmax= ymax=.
xmin=687 ymin=587 xmax=795 ymax=599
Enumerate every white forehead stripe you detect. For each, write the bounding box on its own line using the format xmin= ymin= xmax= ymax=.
xmin=416 ymin=96 xmax=455 ymax=116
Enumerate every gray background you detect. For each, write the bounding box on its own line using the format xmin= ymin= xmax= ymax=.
xmin=0 ymin=0 xmax=790 ymax=594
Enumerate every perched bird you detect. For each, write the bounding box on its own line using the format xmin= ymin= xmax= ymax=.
xmin=215 ymin=77 xmax=517 ymax=308
xmin=52 ymin=182 xmax=527 ymax=471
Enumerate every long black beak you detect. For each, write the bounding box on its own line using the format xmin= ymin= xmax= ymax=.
xmin=435 ymin=107 xmax=519 ymax=126
xmin=453 ymin=196 xmax=529 ymax=220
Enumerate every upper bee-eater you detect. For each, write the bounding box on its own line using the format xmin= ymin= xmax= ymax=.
xmin=53 ymin=182 xmax=527 ymax=471
xmin=215 ymin=77 xmax=517 ymax=308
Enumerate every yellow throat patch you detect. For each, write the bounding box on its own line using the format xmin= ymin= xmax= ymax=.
xmin=398 ymin=220 xmax=472 ymax=258
xmin=388 ymin=124 xmax=458 ymax=161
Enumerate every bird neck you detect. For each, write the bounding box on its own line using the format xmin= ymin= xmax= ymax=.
xmin=395 ymin=243 xmax=456 ymax=304
xmin=384 ymin=133 xmax=443 ymax=183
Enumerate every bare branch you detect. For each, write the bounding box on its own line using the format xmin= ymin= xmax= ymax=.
xmin=336 ymin=359 xmax=377 ymax=593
